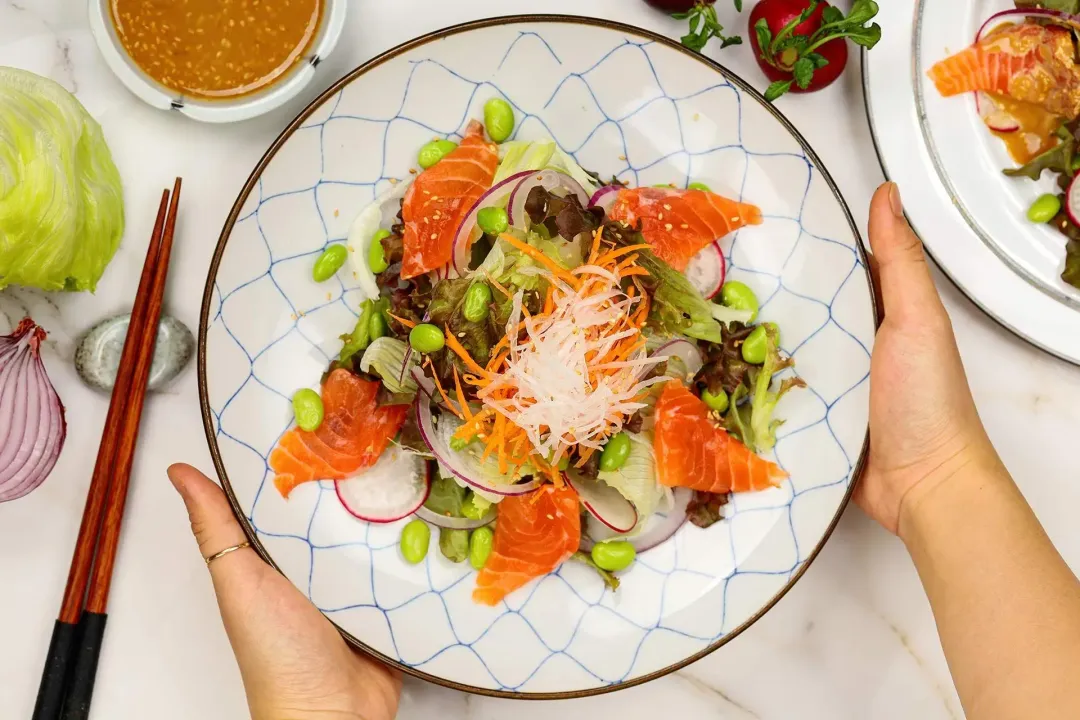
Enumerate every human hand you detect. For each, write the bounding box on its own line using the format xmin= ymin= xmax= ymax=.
xmin=167 ymin=464 xmax=401 ymax=720
xmin=855 ymin=183 xmax=1002 ymax=535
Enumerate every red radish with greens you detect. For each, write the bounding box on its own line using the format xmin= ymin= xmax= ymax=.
xmin=749 ymin=0 xmax=882 ymax=101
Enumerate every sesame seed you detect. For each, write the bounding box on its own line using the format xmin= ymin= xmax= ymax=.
xmin=658 ymin=213 xmax=664 ymax=220
xmin=389 ymin=178 xmax=399 ymax=185
xmin=663 ymin=204 xmax=672 ymax=211
xmin=664 ymin=223 xmax=673 ymax=231
xmin=430 ymin=233 xmax=438 ymax=240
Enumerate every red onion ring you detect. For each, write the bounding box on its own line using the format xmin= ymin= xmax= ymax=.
xmin=976 ymin=8 xmax=1080 ymax=43
xmin=451 ymin=170 xmax=535 ymax=275
xmin=507 ymin=169 xmax=590 ymax=229
xmin=415 ymin=504 xmax=495 ymax=530
xmin=411 ymin=367 xmax=542 ymax=497
xmin=587 ymin=185 xmax=621 ymax=215
xmin=653 ymin=338 xmax=704 ymax=381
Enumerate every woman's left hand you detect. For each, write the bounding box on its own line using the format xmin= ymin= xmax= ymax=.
xmin=168 ymin=463 xmax=401 ymax=720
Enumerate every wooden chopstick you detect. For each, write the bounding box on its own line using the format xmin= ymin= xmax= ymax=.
xmin=31 ymin=181 xmax=182 ymax=720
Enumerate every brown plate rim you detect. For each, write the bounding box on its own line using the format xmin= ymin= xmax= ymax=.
xmin=198 ymin=13 xmax=879 ymax=700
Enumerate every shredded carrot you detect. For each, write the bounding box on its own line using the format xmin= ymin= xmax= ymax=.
xmin=619 ymin=267 xmax=651 ymax=279
xmin=499 ymin=233 xmax=580 ymax=288
xmin=452 ymin=367 xmax=472 ymax=422
xmin=430 ymin=368 xmax=464 ymax=420
xmin=595 ymin=243 xmax=651 ymax=267
xmin=588 ymin=226 xmax=604 ymax=264
xmin=387 ymin=312 xmax=416 ymax=329
xmin=484 ymin=271 xmax=513 ymax=301
xmin=443 ymin=327 xmax=490 ymax=377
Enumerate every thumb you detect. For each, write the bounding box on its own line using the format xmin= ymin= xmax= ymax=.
xmin=867 ymin=182 xmax=946 ymax=323
xmin=168 ymin=463 xmax=254 ymax=572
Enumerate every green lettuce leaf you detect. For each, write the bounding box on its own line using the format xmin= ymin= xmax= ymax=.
xmin=358 ymin=337 xmax=418 ymax=394
xmin=494 ymin=138 xmax=600 ymax=193
xmin=0 ymin=68 xmax=124 ymax=292
xmin=747 ymin=325 xmax=806 ymax=452
xmin=597 ymin=433 xmax=667 ymax=524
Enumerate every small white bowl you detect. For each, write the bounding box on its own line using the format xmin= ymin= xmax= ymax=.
xmin=87 ymin=0 xmax=345 ymax=123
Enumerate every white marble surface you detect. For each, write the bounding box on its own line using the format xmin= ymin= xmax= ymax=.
xmin=1 ymin=1 xmax=1078 ymax=718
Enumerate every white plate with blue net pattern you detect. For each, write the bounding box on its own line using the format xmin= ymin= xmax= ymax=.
xmin=199 ymin=15 xmax=877 ymax=698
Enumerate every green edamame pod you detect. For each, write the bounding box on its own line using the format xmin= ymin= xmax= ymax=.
xmin=483 ymin=98 xmax=515 ymax=143
xmin=469 ymin=526 xmax=494 ymax=570
xmin=599 ymin=432 xmax=632 ymax=472
xmin=1027 ymin=193 xmax=1062 ymax=224
xmin=292 ymin=388 xmax=324 ymax=431
xmin=591 ymin=540 xmax=636 ymax=572
xmin=418 ymin=139 xmax=458 ymax=169
xmin=312 ymin=244 xmax=347 ymax=282
xmin=409 ymin=323 xmax=445 ymax=353
xmin=463 ymin=282 xmax=493 ymax=323
xmin=720 ymin=281 xmax=759 ymax=323
xmin=400 ymin=519 xmax=431 ymax=564
xmin=368 ymin=229 xmax=391 ymax=273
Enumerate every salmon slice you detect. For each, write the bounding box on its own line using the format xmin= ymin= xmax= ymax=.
xmin=401 ymin=120 xmax=499 ymax=279
xmin=270 ymin=369 xmax=409 ymax=498
xmin=607 ymin=187 xmax=762 ymax=271
xmin=473 ymin=485 xmax=581 ymax=606
xmin=653 ymin=380 xmax=786 ymax=494
xmin=928 ymin=23 xmax=1080 ymax=118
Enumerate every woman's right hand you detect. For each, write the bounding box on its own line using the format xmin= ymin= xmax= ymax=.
xmin=855 ymin=182 xmax=1002 ymax=535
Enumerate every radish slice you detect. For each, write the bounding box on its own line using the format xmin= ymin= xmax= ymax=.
xmin=588 ymin=185 xmax=621 ymax=215
xmin=582 ymin=488 xmax=692 ymax=553
xmin=564 ymin=469 xmax=638 ymax=533
xmin=653 ymin=338 xmax=704 ymax=381
xmin=683 ymin=241 xmax=726 ymax=298
xmin=412 ymin=368 xmax=543 ymax=497
xmin=1066 ymin=176 xmax=1080 ymax=227
xmin=415 ymin=504 xmax=495 ymax=530
xmin=507 ymin=169 xmax=590 ymax=229
xmin=335 ymin=447 xmax=431 ymax=523
xmin=975 ymin=92 xmax=1020 ymax=133
xmin=450 ymin=170 xmax=534 ymax=275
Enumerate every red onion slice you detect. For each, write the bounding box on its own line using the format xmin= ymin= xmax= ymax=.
xmin=582 ymin=487 xmax=692 ymax=553
xmin=976 ymin=8 xmax=1080 ymax=43
xmin=564 ymin=469 xmax=638 ymax=533
xmin=415 ymin=504 xmax=495 ymax=530
xmin=507 ymin=169 xmax=590 ymax=229
xmin=411 ymin=367 xmax=542 ymax=497
xmin=683 ymin=241 xmax=726 ymax=299
xmin=0 ymin=319 xmax=66 ymax=503
xmin=335 ymin=447 xmax=431 ymax=523
xmin=451 ymin=170 xmax=535 ymax=275
xmin=588 ymin=185 xmax=621 ymax=215
xmin=653 ymin=338 xmax=704 ymax=382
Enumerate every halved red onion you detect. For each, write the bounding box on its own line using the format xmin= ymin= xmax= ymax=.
xmin=415 ymin=504 xmax=495 ymax=530
xmin=0 ymin=319 xmax=66 ymax=503
xmin=335 ymin=447 xmax=431 ymax=523
xmin=411 ymin=367 xmax=542 ymax=497
xmin=588 ymin=185 xmax=621 ymax=215
xmin=564 ymin=469 xmax=638 ymax=533
xmin=653 ymin=338 xmax=704 ymax=381
xmin=683 ymin=241 xmax=726 ymax=298
xmin=582 ymin=487 xmax=692 ymax=553
xmin=451 ymin=170 xmax=535 ymax=275
xmin=507 ymin=169 xmax=590 ymax=229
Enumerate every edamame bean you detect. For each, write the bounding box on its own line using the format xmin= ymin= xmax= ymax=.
xmin=476 ymin=206 xmax=509 ymax=236
xmin=292 ymin=388 xmax=324 ymax=432
xmin=591 ymin=540 xmax=636 ymax=572
xmin=312 ymin=244 xmax=347 ymax=282
xmin=702 ymin=387 xmax=729 ymax=414
xmin=418 ymin=139 xmax=458 ymax=169
xmin=369 ymin=311 xmax=388 ymax=341
xmin=1027 ymin=193 xmax=1062 ymax=224
xmin=688 ymin=181 xmax=712 ymax=192
xmin=400 ymin=519 xmax=431 ymax=564
xmin=483 ymin=98 xmax=515 ymax=143
xmin=409 ymin=323 xmax=445 ymax=353
xmin=720 ymin=280 xmax=759 ymax=323
xmin=469 ymin=526 xmax=494 ymax=570
xmin=463 ymin=282 xmax=493 ymax=323
xmin=599 ymin=432 xmax=632 ymax=473
xmin=368 ymin=229 xmax=391 ymax=273
xmin=741 ymin=322 xmax=779 ymax=365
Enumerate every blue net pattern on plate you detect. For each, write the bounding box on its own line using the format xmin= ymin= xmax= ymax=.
xmin=205 ymin=28 xmax=872 ymax=693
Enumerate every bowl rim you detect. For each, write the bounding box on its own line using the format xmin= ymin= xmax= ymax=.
xmin=86 ymin=0 xmax=346 ymax=123
xmin=198 ymin=13 xmax=880 ymax=699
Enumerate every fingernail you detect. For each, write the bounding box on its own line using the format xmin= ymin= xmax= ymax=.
xmin=888 ymin=182 xmax=903 ymax=218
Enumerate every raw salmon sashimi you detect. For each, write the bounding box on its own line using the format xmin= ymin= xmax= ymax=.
xmin=473 ymin=485 xmax=581 ymax=606
xmin=270 ymin=369 xmax=409 ymax=498
xmin=400 ymin=120 xmax=499 ymax=279
xmin=653 ymin=380 xmax=786 ymax=494
xmin=927 ymin=23 xmax=1080 ymax=118
xmin=607 ymin=187 xmax=762 ymax=271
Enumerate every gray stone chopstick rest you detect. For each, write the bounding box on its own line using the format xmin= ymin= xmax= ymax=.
xmin=75 ymin=313 xmax=194 ymax=393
